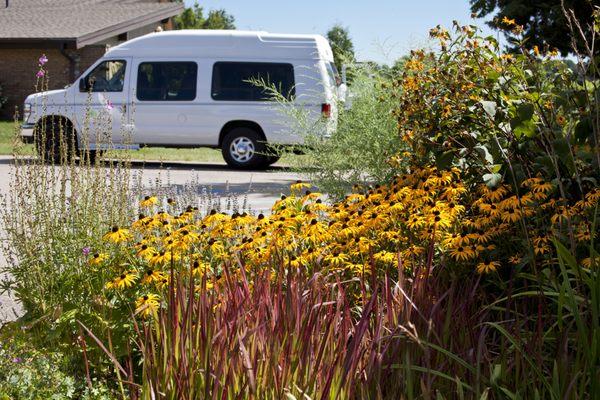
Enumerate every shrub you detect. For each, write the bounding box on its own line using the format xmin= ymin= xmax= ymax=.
xmin=392 ymin=22 xmax=599 ymax=197
xmin=0 ymin=331 xmax=116 ymax=399
xmin=298 ymin=64 xmax=407 ymax=198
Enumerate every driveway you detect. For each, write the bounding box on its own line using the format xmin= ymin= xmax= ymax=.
xmin=0 ymin=155 xmax=304 ymax=323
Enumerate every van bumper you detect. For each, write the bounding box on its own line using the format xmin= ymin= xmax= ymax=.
xmin=21 ymin=123 xmax=35 ymax=143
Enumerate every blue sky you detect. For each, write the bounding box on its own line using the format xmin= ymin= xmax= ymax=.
xmin=183 ymin=0 xmax=499 ymax=64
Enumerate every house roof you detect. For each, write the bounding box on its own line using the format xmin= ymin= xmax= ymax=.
xmin=0 ymin=0 xmax=184 ymax=48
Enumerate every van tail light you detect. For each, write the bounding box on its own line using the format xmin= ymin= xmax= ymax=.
xmin=321 ymin=103 xmax=332 ymax=118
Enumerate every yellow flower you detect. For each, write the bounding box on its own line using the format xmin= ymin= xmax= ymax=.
xmin=136 ymin=244 xmax=156 ymax=260
xmin=106 ymin=271 xmax=137 ymax=290
xmin=141 ymin=269 xmax=167 ymax=285
xmin=192 ymin=260 xmax=211 ymax=277
xmin=290 ymin=180 xmax=311 ymax=193
xmin=140 ymin=196 xmax=158 ymax=208
xmin=476 ymin=261 xmax=500 ymax=274
xmin=500 ymin=208 xmax=522 ymax=223
xmin=149 ymin=251 xmax=179 ymax=266
xmin=103 ymin=226 xmax=131 ymax=244
xmin=581 ymin=257 xmax=598 ymax=268
xmin=508 ymin=255 xmax=522 ymax=265
xmin=531 ymin=181 xmax=553 ymax=194
xmin=501 ymin=16 xmax=516 ymax=26
xmin=533 ymin=236 xmax=551 ymax=255
xmin=88 ymin=253 xmax=108 ymax=266
xmin=135 ymin=294 xmax=160 ymax=318
xmin=325 ymin=251 xmax=349 ymax=268
xmin=449 ymin=245 xmax=477 ymax=261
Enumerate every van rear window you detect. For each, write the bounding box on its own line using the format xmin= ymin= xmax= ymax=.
xmin=211 ymin=62 xmax=295 ymax=101
xmin=137 ymin=62 xmax=197 ymax=101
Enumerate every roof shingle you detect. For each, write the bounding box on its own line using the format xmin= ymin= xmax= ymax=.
xmin=0 ymin=0 xmax=183 ymax=46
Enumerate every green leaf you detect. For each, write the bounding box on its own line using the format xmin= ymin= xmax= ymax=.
xmin=490 ymin=364 xmax=501 ymax=384
xmin=490 ymin=164 xmax=502 ymax=173
xmin=483 ymin=173 xmax=502 ymax=188
xmin=516 ymin=103 xmax=534 ymax=121
xmin=474 ymin=145 xmax=494 ymax=165
xmin=575 ymin=118 xmax=593 ymax=143
xmin=552 ymin=137 xmax=575 ymax=174
xmin=435 ymin=151 xmax=455 ymax=169
xmin=512 ymin=119 xmax=537 ymax=139
xmin=480 ymin=100 xmax=497 ymax=118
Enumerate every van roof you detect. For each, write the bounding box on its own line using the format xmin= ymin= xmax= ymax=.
xmin=105 ymin=30 xmax=334 ymax=62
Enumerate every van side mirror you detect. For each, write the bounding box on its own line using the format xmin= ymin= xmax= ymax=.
xmin=79 ymin=78 xmax=90 ymax=92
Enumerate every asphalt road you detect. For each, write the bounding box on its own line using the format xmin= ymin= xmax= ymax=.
xmin=0 ymin=155 xmax=304 ymax=323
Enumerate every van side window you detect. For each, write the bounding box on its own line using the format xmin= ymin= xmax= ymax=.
xmin=137 ymin=62 xmax=197 ymax=101
xmin=82 ymin=60 xmax=126 ymax=92
xmin=211 ymin=62 xmax=295 ymax=101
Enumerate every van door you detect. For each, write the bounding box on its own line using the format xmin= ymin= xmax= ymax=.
xmin=73 ymin=58 xmax=133 ymax=150
xmin=130 ymin=60 xmax=199 ymax=145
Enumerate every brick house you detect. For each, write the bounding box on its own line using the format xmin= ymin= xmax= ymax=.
xmin=0 ymin=0 xmax=184 ymax=119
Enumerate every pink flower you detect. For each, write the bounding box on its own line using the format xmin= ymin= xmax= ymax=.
xmin=105 ymin=100 xmax=114 ymax=111
xmin=36 ymin=70 xmax=45 ymax=78
xmin=38 ymin=54 xmax=48 ymax=65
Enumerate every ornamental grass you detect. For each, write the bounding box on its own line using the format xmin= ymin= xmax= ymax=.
xmin=86 ymin=164 xmax=598 ymax=398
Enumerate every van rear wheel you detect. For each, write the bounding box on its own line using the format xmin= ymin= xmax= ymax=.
xmin=221 ymin=128 xmax=268 ymax=169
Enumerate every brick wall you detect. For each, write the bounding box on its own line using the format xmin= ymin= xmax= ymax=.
xmin=0 ymin=46 xmax=112 ymax=120
xmin=0 ymin=16 xmax=176 ymax=120
xmin=0 ymin=48 xmax=68 ymax=120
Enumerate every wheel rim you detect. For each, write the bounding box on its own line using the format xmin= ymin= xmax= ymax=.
xmin=229 ymin=136 xmax=255 ymax=163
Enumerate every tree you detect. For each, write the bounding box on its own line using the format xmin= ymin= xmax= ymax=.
xmin=174 ymin=1 xmax=235 ymax=30
xmin=326 ymin=25 xmax=355 ymax=71
xmin=470 ymin=0 xmax=599 ymax=56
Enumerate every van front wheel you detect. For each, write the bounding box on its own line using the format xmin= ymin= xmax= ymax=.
xmin=221 ymin=128 xmax=268 ymax=169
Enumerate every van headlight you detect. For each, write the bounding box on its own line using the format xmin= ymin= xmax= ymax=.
xmin=23 ymin=103 xmax=31 ymax=122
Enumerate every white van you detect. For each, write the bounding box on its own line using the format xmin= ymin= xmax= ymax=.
xmin=21 ymin=30 xmax=339 ymax=168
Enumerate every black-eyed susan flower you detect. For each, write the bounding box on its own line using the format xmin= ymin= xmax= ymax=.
xmin=533 ymin=236 xmax=551 ymax=255
xmin=325 ymin=251 xmax=349 ymax=268
xmin=149 ymin=251 xmax=179 ymax=267
xmin=136 ymin=243 xmax=155 ymax=260
xmin=476 ymin=261 xmax=500 ymax=274
xmin=290 ymin=180 xmax=311 ymax=193
xmin=449 ymin=245 xmax=476 ymax=261
xmin=141 ymin=269 xmax=167 ymax=285
xmin=103 ymin=226 xmax=131 ymax=244
xmin=508 ymin=255 xmax=522 ymax=265
xmin=88 ymin=252 xmax=108 ymax=266
xmin=106 ymin=271 xmax=137 ymax=290
xmin=135 ymin=294 xmax=160 ymax=318
xmin=140 ymin=195 xmax=158 ymax=208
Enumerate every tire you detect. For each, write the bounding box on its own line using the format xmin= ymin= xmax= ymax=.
xmin=35 ymin=118 xmax=77 ymax=164
xmin=266 ymin=154 xmax=281 ymax=166
xmin=221 ymin=127 xmax=268 ymax=169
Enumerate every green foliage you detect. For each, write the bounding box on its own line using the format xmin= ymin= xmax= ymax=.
xmin=470 ymin=0 xmax=597 ymax=56
xmin=394 ymin=23 xmax=599 ymax=196
xmin=0 ymin=333 xmax=116 ymax=399
xmin=298 ymin=64 xmax=407 ymax=198
xmin=173 ymin=1 xmax=235 ymax=30
xmin=326 ymin=24 xmax=355 ymax=71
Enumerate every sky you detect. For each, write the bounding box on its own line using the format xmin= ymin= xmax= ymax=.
xmin=183 ymin=0 xmax=500 ymax=64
